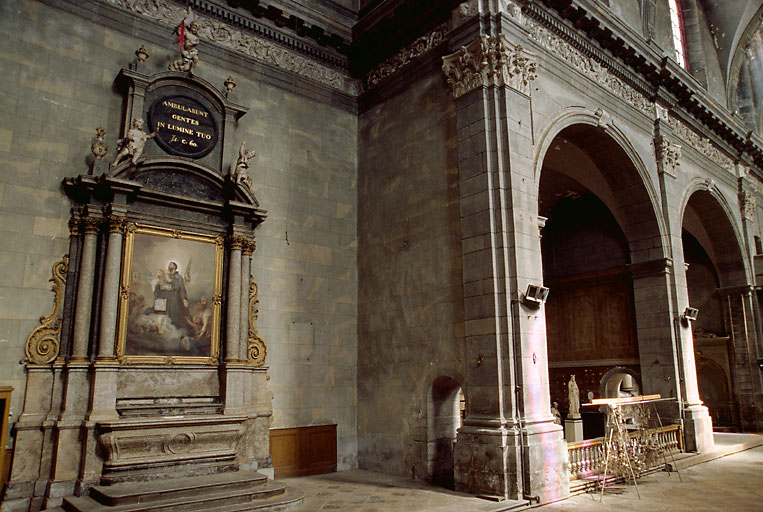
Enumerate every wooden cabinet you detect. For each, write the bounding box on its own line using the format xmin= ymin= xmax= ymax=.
xmin=270 ymin=424 xmax=337 ymax=478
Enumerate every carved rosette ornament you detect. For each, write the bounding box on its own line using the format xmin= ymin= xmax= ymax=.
xmin=25 ymin=256 xmax=68 ymax=364
xmin=655 ymin=136 xmax=681 ymax=178
xmin=247 ymin=279 xmax=267 ymax=367
xmin=442 ymin=34 xmax=537 ymax=98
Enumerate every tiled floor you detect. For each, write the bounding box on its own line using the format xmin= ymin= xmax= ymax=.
xmin=282 ymin=434 xmax=763 ymax=512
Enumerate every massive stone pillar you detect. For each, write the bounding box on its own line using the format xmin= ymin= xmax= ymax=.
xmin=651 ymin=132 xmax=713 ymax=452
xmin=443 ymin=33 xmax=568 ymax=501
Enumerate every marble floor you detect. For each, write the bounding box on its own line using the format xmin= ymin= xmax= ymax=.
xmin=282 ymin=434 xmax=763 ymax=512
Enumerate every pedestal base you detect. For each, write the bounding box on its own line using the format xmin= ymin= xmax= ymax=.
xmin=683 ymin=404 xmax=714 ymax=453
xmin=454 ymin=421 xmax=569 ymax=502
xmin=564 ymin=417 xmax=583 ymax=443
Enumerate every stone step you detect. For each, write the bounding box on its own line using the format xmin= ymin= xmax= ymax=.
xmin=199 ymin=488 xmax=304 ymax=512
xmin=62 ymin=477 xmax=297 ymax=512
xmin=90 ymin=470 xmax=268 ymax=506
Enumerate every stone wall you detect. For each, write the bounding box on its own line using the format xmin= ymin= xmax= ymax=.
xmin=0 ymin=0 xmax=358 ymax=469
xmin=357 ymin=62 xmax=464 ymax=479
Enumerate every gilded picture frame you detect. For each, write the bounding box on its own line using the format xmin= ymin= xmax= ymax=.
xmin=116 ymin=224 xmax=224 ymax=364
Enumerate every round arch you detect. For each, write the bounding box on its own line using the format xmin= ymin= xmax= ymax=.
xmin=678 ymin=179 xmax=752 ymax=286
xmin=534 ymin=108 xmax=668 ymax=264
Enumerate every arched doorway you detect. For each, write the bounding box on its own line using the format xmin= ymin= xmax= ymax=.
xmin=427 ymin=376 xmax=463 ymax=488
xmin=682 ymin=189 xmax=750 ymax=430
xmin=538 ymin=121 xmax=663 ymax=439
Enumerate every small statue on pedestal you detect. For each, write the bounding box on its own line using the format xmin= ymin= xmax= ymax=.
xmin=110 ymin=118 xmax=157 ymax=170
xmin=568 ymin=374 xmax=580 ymax=419
xmin=233 ymin=142 xmax=256 ymax=189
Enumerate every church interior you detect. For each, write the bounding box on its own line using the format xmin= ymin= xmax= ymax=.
xmin=0 ymin=0 xmax=762 ymax=511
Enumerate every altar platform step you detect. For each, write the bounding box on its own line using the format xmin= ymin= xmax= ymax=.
xmin=61 ymin=471 xmax=303 ymax=512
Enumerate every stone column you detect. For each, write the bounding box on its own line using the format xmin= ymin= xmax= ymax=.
xmin=443 ymin=34 xmax=568 ymax=501
xmin=226 ymin=235 xmax=245 ymax=363
xmin=96 ymin=215 xmax=125 ymax=360
xmin=87 ymin=214 xmax=124 ymax=424
xmin=70 ymin=216 xmax=100 ymax=360
xmin=223 ymin=235 xmax=248 ymax=417
xmin=240 ymin=240 xmax=254 ymax=361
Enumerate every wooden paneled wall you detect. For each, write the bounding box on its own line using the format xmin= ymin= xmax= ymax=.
xmin=545 ymin=267 xmax=638 ymax=363
xmin=270 ymin=424 xmax=337 ymax=478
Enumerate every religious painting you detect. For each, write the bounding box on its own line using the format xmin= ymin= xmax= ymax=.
xmin=116 ymin=224 xmax=223 ymax=364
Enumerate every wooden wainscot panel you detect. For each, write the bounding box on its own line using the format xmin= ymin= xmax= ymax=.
xmin=270 ymin=424 xmax=337 ymax=478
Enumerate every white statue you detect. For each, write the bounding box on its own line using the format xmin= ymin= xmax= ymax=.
xmin=568 ymin=374 xmax=580 ymax=418
xmin=234 ymin=142 xmax=256 ymax=189
xmin=551 ymin=401 xmax=562 ymax=425
xmin=110 ymin=118 xmax=157 ymax=169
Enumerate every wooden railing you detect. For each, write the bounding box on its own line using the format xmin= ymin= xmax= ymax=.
xmin=567 ymin=424 xmax=683 ymax=481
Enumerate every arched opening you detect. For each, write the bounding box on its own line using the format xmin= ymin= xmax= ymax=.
xmin=539 ymin=123 xmax=661 ymax=440
xmin=426 ymin=376 xmax=463 ymax=489
xmin=600 ymin=367 xmax=642 ymax=432
xmin=682 ymin=189 xmax=748 ymax=430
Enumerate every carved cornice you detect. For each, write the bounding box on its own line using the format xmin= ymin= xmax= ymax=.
xmin=442 ymin=34 xmax=537 ymax=98
xmin=526 ymin=0 xmax=763 ymax=171
xmin=658 ymin=110 xmax=735 ymax=174
xmin=655 ymin=136 xmax=681 ymax=179
xmin=365 ymin=22 xmax=448 ymax=90
xmin=106 ymin=0 xmax=358 ymax=95
xmin=522 ymin=16 xmax=652 ymax=118
xmin=25 ymin=256 xmax=68 ymax=364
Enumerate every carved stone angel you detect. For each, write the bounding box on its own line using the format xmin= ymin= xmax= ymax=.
xmin=233 ymin=142 xmax=256 ymax=189
xmin=169 ymin=8 xmax=200 ymax=73
xmin=110 ymin=118 xmax=157 ymax=169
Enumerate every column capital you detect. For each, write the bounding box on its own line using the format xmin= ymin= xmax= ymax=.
xmin=442 ymin=34 xmax=537 ymax=98
xmin=105 ymin=215 xmax=127 ymax=234
xmin=80 ymin=216 xmax=104 ymax=235
xmin=242 ymin=239 xmax=256 ymax=256
xmin=654 ymin=135 xmax=681 ymax=179
xmin=228 ymin=234 xmax=249 ymax=250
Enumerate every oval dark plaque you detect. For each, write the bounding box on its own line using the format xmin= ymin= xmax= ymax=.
xmin=149 ymin=96 xmax=218 ymax=159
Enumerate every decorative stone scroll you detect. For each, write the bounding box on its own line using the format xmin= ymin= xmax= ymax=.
xmin=666 ymin=115 xmax=734 ymax=173
xmin=107 ymin=0 xmax=358 ymax=95
xmin=366 ymin=23 xmax=449 ymax=89
xmin=247 ymin=279 xmax=267 ymax=367
xmin=655 ymin=136 xmax=682 ymax=178
xmin=523 ymin=17 xmax=653 ymax=118
xmin=24 ymin=256 xmax=68 ymax=364
xmin=442 ymin=34 xmax=538 ymax=98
